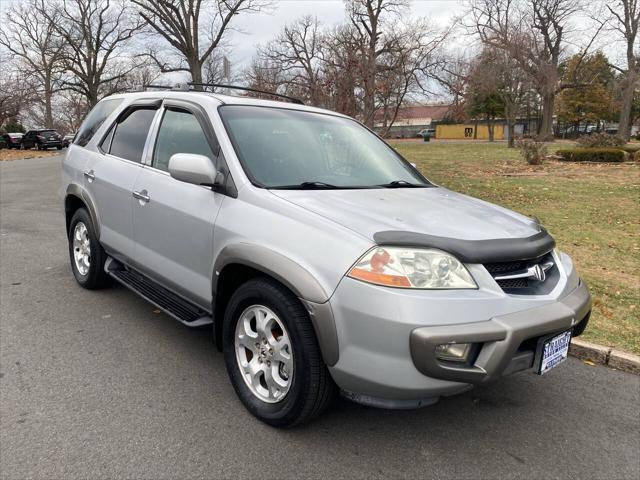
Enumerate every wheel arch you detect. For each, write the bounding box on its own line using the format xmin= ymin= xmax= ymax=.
xmin=65 ymin=184 xmax=101 ymax=238
xmin=212 ymin=244 xmax=339 ymax=366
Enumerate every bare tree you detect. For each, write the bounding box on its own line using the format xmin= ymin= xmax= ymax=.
xmin=49 ymin=0 xmax=144 ymax=107
xmin=0 ymin=73 xmax=34 ymax=129
xmin=468 ymin=0 xmax=600 ymax=139
xmin=376 ymin=21 xmax=449 ymax=137
xmin=480 ymin=49 xmax=532 ymax=146
xmin=0 ymin=0 xmax=65 ymax=128
xmin=432 ymin=53 xmax=472 ymax=123
xmin=323 ymin=24 xmax=362 ymax=116
xmin=605 ymin=0 xmax=640 ymax=140
xmin=244 ymin=57 xmax=286 ymax=95
xmin=132 ymin=0 xmax=270 ymax=86
xmin=347 ymin=0 xmax=410 ymax=127
xmin=259 ymin=16 xmax=326 ymax=105
xmin=52 ymin=91 xmax=90 ymax=134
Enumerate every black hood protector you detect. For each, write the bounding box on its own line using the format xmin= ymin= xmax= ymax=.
xmin=373 ymin=228 xmax=556 ymax=264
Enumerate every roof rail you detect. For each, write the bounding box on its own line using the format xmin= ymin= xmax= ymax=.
xmin=189 ymin=82 xmax=304 ymax=105
xmin=129 ymin=82 xmax=305 ymax=105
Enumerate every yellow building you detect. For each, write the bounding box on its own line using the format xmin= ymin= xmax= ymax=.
xmin=436 ymin=124 xmax=506 ymax=140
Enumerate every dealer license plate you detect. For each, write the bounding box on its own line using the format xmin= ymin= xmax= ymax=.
xmin=538 ymin=330 xmax=572 ymax=375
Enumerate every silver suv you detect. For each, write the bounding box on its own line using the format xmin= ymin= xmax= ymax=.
xmin=61 ymin=89 xmax=591 ymax=427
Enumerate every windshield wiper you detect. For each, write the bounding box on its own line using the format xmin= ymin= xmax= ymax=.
xmin=377 ymin=180 xmax=428 ymax=188
xmin=271 ymin=181 xmax=342 ymax=190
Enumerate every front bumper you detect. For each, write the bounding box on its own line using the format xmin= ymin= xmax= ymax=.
xmin=410 ymin=279 xmax=591 ymax=384
xmin=326 ymin=253 xmax=591 ymax=408
xmin=40 ymin=141 xmax=62 ymax=148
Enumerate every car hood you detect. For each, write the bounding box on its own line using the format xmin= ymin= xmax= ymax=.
xmin=270 ymin=187 xmax=541 ymax=242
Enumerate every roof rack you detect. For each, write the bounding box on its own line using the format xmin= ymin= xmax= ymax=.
xmin=189 ymin=82 xmax=304 ymax=105
xmin=130 ymin=82 xmax=304 ymax=105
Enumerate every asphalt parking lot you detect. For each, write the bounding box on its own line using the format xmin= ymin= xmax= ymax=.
xmin=1 ymin=155 xmax=639 ymax=479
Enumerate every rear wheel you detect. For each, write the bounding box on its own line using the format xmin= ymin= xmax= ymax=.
xmin=223 ymin=278 xmax=336 ymax=427
xmin=68 ymin=208 xmax=110 ymax=289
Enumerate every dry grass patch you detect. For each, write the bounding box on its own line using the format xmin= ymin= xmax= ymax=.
xmin=0 ymin=149 xmax=61 ymax=162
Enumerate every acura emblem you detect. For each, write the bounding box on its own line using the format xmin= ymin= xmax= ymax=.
xmin=530 ymin=264 xmax=546 ymax=282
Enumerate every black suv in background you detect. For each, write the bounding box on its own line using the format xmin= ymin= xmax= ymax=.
xmin=21 ymin=129 xmax=63 ymax=150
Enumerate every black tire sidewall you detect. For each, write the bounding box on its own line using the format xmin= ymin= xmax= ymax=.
xmin=223 ymin=279 xmax=317 ymax=427
xmin=68 ymin=209 xmax=104 ymax=288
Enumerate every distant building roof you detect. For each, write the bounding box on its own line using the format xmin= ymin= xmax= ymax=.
xmin=374 ymin=104 xmax=452 ymax=127
xmin=394 ymin=105 xmax=451 ymax=121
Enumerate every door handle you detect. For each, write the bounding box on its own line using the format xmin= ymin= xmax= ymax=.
xmin=83 ymin=170 xmax=95 ymax=182
xmin=133 ymin=189 xmax=150 ymax=204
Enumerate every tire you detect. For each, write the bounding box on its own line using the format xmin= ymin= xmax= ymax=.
xmin=57 ymin=146 xmax=62 ymax=150
xmin=223 ymin=278 xmax=336 ymax=427
xmin=68 ymin=208 xmax=110 ymax=289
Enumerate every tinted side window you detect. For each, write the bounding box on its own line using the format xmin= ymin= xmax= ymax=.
xmin=152 ymin=109 xmax=215 ymax=172
xmin=74 ymin=98 xmax=124 ymax=147
xmin=109 ymin=109 xmax=157 ymax=163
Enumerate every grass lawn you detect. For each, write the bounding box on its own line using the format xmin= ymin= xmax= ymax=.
xmin=390 ymin=140 xmax=640 ymax=355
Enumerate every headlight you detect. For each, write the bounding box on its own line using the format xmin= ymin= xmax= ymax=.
xmin=347 ymin=247 xmax=477 ymax=289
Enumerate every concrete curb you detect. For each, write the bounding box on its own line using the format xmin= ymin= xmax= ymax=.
xmin=569 ymin=339 xmax=640 ymax=375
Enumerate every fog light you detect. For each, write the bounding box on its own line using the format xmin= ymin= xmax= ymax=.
xmin=435 ymin=343 xmax=472 ymax=362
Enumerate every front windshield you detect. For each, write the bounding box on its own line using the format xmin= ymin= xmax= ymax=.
xmin=219 ymin=105 xmax=429 ymax=189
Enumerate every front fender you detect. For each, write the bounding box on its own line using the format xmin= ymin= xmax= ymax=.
xmin=213 ymin=243 xmax=340 ymax=366
xmin=214 ymin=243 xmax=329 ymax=303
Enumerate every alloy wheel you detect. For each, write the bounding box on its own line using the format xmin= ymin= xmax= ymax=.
xmin=72 ymin=222 xmax=91 ymax=275
xmin=234 ymin=304 xmax=294 ymax=403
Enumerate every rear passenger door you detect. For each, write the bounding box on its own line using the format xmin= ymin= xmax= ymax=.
xmin=84 ymin=101 xmax=160 ymax=262
xmin=131 ymin=101 xmax=224 ymax=309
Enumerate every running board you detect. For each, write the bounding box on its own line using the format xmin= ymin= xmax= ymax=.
xmin=105 ymin=257 xmax=213 ymax=328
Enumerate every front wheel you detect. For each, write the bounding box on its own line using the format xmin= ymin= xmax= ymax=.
xmin=223 ymin=278 xmax=336 ymax=427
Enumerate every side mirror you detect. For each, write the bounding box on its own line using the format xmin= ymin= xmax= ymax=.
xmin=168 ymin=153 xmax=223 ymax=187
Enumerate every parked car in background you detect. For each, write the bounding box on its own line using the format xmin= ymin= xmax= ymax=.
xmin=416 ymin=128 xmax=436 ymax=139
xmin=2 ymin=132 xmax=24 ymax=149
xmin=21 ymin=129 xmax=63 ymax=150
xmin=63 ymin=133 xmax=75 ymax=148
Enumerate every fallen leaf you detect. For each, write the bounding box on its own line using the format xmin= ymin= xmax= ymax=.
xmin=152 ymin=309 xmax=161 ymax=314
xmin=583 ymin=360 xmax=596 ymax=366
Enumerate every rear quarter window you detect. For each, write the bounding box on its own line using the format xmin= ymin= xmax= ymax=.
xmin=74 ymin=98 xmax=124 ymax=147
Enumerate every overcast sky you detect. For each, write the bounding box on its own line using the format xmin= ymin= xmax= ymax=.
xmin=223 ymin=0 xmax=461 ymax=68
xmin=0 ymin=0 xmax=462 ymax=71
xmin=1 ymin=0 xmax=620 ymax=77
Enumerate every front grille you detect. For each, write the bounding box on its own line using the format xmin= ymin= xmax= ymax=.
xmin=496 ymin=278 xmax=528 ymax=289
xmin=484 ymin=260 xmax=527 ymax=275
xmin=484 ymin=252 xmax=557 ymax=294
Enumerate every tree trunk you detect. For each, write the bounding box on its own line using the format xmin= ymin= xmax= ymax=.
xmin=618 ymin=73 xmax=637 ymax=141
xmin=190 ymin=56 xmax=203 ymax=90
xmin=487 ymin=115 xmax=495 ymax=142
xmin=539 ymin=92 xmax=555 ymax=140
xmin=507 ymin=119 xmax=516 ymax=148
xmin=44 ymin=80 xmax=54 ymax=129
xmin=362 ymin=60 xmax=376 ymax=128
xmin=87 ymin=84 xmax=99 ymax=108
